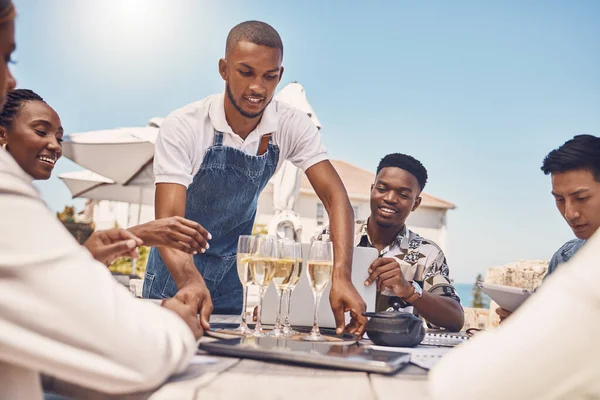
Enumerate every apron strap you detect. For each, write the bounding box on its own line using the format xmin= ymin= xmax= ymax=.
xmin=257 ymin=133 xmax=273 ymax=156
xmin=213 ymin=131 xmax=224 ymax=146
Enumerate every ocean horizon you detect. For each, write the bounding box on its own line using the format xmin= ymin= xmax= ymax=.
xmin=454 ymin=282 xmax=491 ymax=309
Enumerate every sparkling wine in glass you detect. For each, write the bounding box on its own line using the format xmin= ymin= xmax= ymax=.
xmin=303 ymin=240 xmax=333 ymax=342
xmin=283 ymin=243 xmax=303 ymax=336
xmin=234 ymin=235 xmax=255 ymax=334
xmin=249 ymin=235 xmax=278 ymax=336
xmin=269 ymin=239 xmax=297 ymax=337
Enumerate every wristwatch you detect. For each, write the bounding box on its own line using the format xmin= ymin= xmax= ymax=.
xmin=402 ymin=281 xmax=423 ymax=304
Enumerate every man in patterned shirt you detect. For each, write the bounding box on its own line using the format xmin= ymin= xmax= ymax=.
xmin=319 ymin=153 xmax=464 ymax=331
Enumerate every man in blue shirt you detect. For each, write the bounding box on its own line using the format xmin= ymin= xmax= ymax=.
xmin=541 ymin=135 xmax=600 ymax=276
xmin=497 ymin=134 xmax=600 ymax=320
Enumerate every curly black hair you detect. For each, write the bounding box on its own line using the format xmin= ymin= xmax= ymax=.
xmin=376 ymin=153 xmax=428 ymax=191
xmin=541 ymin=135 xmax=600 ymax=182
xmin=0 ymin=89 xmax=46 ymax=129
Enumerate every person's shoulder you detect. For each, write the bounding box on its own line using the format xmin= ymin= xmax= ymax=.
xmin=163 ymin=95 xmax=217 ymax=128
xmin=554 ymin=238 xmax=585 ymax=258
xmin=0 ymin=151 xmax=39 ymax=199
xmin=410 ymin=231 xmax=445 ymax=256
xmin=271 ymin=99 xmax=317 ymax=131
xmin=546 ymin=238 xmax=584 ymax=277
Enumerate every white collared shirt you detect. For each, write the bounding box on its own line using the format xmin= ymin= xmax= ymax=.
xmin=154 ymin=93 xmax=328 ymax=188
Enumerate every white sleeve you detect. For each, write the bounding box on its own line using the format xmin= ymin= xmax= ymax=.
xmin=153 ymin=114 xmax=195 ymax=188
xmin=428 ymin=233 xmax=600 ymax=400
xmin=280 ymin=110 xmax=328 ymax=171
xmin=0 ymin=193 xmax=197 ymax=394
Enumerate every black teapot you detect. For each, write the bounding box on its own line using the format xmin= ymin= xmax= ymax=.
xmin=363 ymin=302 xmax=425 ymax=348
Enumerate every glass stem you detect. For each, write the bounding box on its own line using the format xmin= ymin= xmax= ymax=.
xmin=240 ymin=284 xmax=248 ymax=328
xmin=284 ymin=290 xmax=292 ymax=327
xmin=312 ymin=292 xmax=322 ymax=335
xmin=275 ymin=289 xmax=284 ymax=329
xmin=255 ymin=287 xmax=266 ymax=333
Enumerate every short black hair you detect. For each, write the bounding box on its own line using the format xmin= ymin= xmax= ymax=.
xmin=0 ymin=89 xmax=46 ymax=128
xmin=0 ymin=0 xmax=15 ymax=25
xmin=541 ymin=134 xmax=600 ymax=181
xmin=226 ymin=20 xmax=283 ymax=57
xmin=376 ymin=153 xmax=428 ymax=191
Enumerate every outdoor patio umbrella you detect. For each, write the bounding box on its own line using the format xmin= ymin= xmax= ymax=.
xmin=275 ymin=81 xmax=321 ymax=129
xmin=58 ymin=169 xmax=154 ymax=207
xmin=61 ymin=118 xmax=162 ymax=184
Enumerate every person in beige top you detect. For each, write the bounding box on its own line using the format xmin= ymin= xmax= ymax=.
xmin=0 ymin=130 xmax=201 ymax=399
xmin=0 ymin=3 xmax=200 ymax=398
xmin=429 ymin=230 xmax=600 ymax=399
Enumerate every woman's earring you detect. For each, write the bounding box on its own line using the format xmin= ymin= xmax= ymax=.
xmin=1 ymin=143 xmax=6 ymax=151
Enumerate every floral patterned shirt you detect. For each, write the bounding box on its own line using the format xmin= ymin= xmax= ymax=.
xmin=317 ymin=220 xmax=461 ymax=317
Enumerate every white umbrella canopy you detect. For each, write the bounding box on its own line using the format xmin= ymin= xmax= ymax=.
xmin=61 ymin=121 xmax=160 ymax=184
xmin=275 ymin=82 xmax=321 ymax=129
xmin=59 ymin=170 xmax=154 ymax=205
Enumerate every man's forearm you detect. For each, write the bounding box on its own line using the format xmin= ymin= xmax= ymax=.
xmin=158 ymin=247 xmax=203 ymax=289
xmin=153 ymin=183 xmax=203 ymax=289
xmin=323 ymin=190 xmax=354 ymax=280
xmin=305 ymin=161 xmax=355 ymax=280
xmin=412 ymin=292 xmax=464 ymax=331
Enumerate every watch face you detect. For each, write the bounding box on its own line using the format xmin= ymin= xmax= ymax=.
xmin=412 ymin=281 xmax=423 ymax=296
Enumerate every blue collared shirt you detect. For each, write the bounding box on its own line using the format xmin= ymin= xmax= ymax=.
xmin=545 ymin=238 xmax=586 ymax=279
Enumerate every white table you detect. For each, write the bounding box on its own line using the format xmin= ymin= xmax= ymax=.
xmin=46 ymin=315 xmax=437 ymax=400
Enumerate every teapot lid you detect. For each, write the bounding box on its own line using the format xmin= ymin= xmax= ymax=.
xmin=362 ymin=301 xmax=416 ymax=319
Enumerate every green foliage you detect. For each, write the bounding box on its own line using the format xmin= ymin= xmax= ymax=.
xmin=56 ymin=206 xmax=76 ymax=223
xmin=108 ymin=245 xmax=150 ymax=277
xmin=472 ymin=273 xmax=485 ymax=308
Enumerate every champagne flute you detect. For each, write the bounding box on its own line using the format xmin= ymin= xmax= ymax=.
xmin=269 ymin=239 xmax=297 ymax=337
xmin=249 ymin=235 xmax=278 ymax=336
xmin=234 ymin=235 xmax=255 ymax=335
xmin=283 ymin=243 xmax=303 ymax=336
xmin=303 ymin=240 xmax=333 ymax=341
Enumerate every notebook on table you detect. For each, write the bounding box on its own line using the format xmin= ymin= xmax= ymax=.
xmin=421 ymin=332 xmax=469 ymax=347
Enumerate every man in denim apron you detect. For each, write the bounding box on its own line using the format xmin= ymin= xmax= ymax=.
xmin=143 ymin=21 xmax=367 ymax=336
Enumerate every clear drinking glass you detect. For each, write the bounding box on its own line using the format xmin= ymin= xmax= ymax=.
xmin=249 ymin=235 xmax=278 ymax=336
xmin=234 ymin=235 xmax=255 ymax=335
xmin=303 ymin=240 xmax=333 ymax=341
xmin=269 ymin=239 xmax=298 ymax=337
xmin=283 ymin=242 xmax=303 ymax=336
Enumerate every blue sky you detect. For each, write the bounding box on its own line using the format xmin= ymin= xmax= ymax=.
xmin=12 ymin=0 xmax=600 ymax=282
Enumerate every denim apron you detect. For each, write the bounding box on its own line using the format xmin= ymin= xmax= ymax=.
xmin=143 ymin=131 xmax=279 ymax=314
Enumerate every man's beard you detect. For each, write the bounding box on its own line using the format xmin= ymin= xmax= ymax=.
xmin=226 ymin=83 xmax=270 ymax=119
xmin=374 ymin=218 xmax=395 ymax=229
